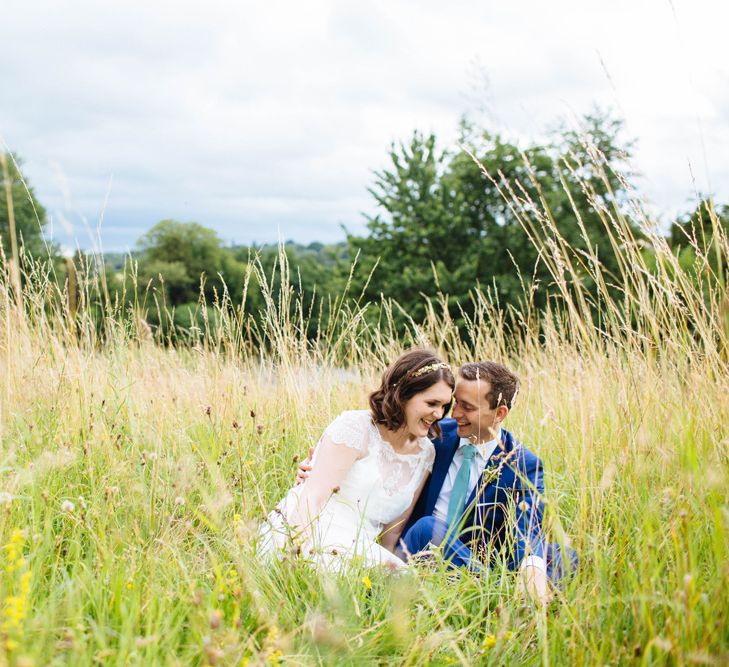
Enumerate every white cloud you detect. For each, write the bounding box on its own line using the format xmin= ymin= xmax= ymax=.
xmin=1 ymin=0 xmax=727 ymax=251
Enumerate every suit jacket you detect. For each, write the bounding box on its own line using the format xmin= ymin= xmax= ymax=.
xmin=404 ymin=418 xmax=545 ymax=570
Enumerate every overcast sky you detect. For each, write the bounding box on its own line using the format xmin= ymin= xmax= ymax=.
xmin=1 ymin=0 xmax=727 ymax=253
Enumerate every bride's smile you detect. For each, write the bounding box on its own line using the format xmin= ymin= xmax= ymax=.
xmin=403 ymin=380 xmax=453 ymax=439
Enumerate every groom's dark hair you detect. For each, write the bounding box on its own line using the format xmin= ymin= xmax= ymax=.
xmin=369 ymin=349 xmax=455 ymax=438
xmin=460 ymin=361 xmax=520 ymax=409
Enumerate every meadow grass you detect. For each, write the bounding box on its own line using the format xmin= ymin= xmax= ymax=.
xmin=0 ymin=166 xmax=728 ymax=665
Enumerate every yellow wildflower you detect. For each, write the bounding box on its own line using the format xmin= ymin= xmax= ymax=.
xmin=6 ymin=529 xmax=25 ymax=572
xmin=2 ymin=529 xmax=31 ymax=649
xmin=20 ymin=571 xmax=31 ymax=596
xmin=362 ymin=576 xmax=372 ymax=590
xmin=267 ymin=649 xmax=283 ymax=665
xmin=2 ymin=594 xmax=26 ymax=631
xmin=483 ymin=634 xmax=497 ymax=649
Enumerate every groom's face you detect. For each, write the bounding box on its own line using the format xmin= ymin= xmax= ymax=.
xmin=451 ymin=378 xmax=503 ymax=443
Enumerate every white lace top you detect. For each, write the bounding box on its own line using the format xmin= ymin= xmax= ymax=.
xmin=259 ymin=409 xmax=435 ymax=568
xmin=313 ymin=410 xmax=436 ymax=525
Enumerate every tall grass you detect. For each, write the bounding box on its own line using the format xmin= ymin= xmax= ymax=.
xmin=0 ymin=154 xmax=727 ymax=665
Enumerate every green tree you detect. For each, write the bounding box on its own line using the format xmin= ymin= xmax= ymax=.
xmin=136 ymin=219 xmax=243 ymax=306
xmin=346 ymin=111 xmax=640 ymax=331
xmin=667 ymin=199 xmax=729 ymax=280
xmin=552 ymin=110 xmax=641 ymax=288
xmin=669 ymin=199 xmax=729 ymax=251
xmin=345 ymin=132 xmax=455 ymax=324
xmin=233 ymin=240 xmax=349 ymax=337
xmin=0 ymin=152 xmax=52 ymax=260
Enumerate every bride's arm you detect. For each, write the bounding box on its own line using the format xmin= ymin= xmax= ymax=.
xmin=288 ymin=434 xmax=360 ymax=537
xmin=379 ymin=474 xmax=430 ymax=555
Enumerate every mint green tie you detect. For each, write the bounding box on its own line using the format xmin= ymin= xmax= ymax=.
xmin=446 ymin=445 xmax=478 ymax=527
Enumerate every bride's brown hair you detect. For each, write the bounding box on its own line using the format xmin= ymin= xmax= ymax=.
xmin=369 ymin=349 xmax=455 ymax=438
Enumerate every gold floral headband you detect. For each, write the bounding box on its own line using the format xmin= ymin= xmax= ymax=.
xmin=391 ymin=361 xmax=451 ymax=388
xmin=411 ymin=361 xmax=450 ymax=378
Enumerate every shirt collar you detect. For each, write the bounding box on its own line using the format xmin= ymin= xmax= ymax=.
xmin=458 ymin=428 xmax=501 ymax=458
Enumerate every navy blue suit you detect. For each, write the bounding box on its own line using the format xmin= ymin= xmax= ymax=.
xmin=401 ymin=418 xmax=550 ymax=572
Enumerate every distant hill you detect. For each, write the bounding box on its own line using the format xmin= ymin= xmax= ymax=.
xmin=103 ymin=251 xmax=140 ymax=272
xmin=101 ymin=240 xmax=348 ymax=274
xmin=230 ymin=240 xmax=350 ymax=268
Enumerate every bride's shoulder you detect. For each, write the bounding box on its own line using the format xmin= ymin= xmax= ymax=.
xmin=327 ymin=409 xmax=372 ymax=429
xmin=322 ymin=410 xmax=373 ymax=451
xmin=421 ymin=437 xmax=436 ymax=453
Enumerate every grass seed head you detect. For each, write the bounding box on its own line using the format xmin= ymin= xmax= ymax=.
xmin=61 ymin=500 xmax=75 ymax=513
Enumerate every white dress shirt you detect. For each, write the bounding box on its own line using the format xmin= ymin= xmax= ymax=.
xmin=433 ymin=430 xmax=546 ymax=574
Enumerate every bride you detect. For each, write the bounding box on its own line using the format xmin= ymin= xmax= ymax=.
xmin=258 ymin=350 xmax=454 ymax=570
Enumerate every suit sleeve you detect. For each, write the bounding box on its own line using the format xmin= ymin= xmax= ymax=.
xmin=509 ymin=452 xmax=545 ymax=570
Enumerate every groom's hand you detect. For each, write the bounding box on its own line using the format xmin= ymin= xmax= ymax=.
xmin=295 ymin=447 xmax=315 ymax=485
xmin=517 ymin=565 xmax=552 ymax=607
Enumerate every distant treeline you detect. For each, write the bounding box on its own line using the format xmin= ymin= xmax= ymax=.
xmin=2 ymin=109 xmax=727 ymax=338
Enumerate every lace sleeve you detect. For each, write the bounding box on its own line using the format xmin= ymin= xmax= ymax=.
xmin=321 ymin=411 xmax=370 ymax=454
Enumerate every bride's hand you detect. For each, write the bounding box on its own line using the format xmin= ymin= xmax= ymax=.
xmin=295 ymin=447 xmax=315 ymax=485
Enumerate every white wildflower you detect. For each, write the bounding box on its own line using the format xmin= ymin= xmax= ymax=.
xmin=61 ymin=500 xmax=75 ymax=512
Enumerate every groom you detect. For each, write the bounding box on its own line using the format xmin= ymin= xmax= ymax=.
xmin=397 ymin=361 xmax=561 ymax=605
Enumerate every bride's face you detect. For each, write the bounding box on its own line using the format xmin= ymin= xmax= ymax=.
xmin=403 ymin=380 xmax=453 ymax=437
